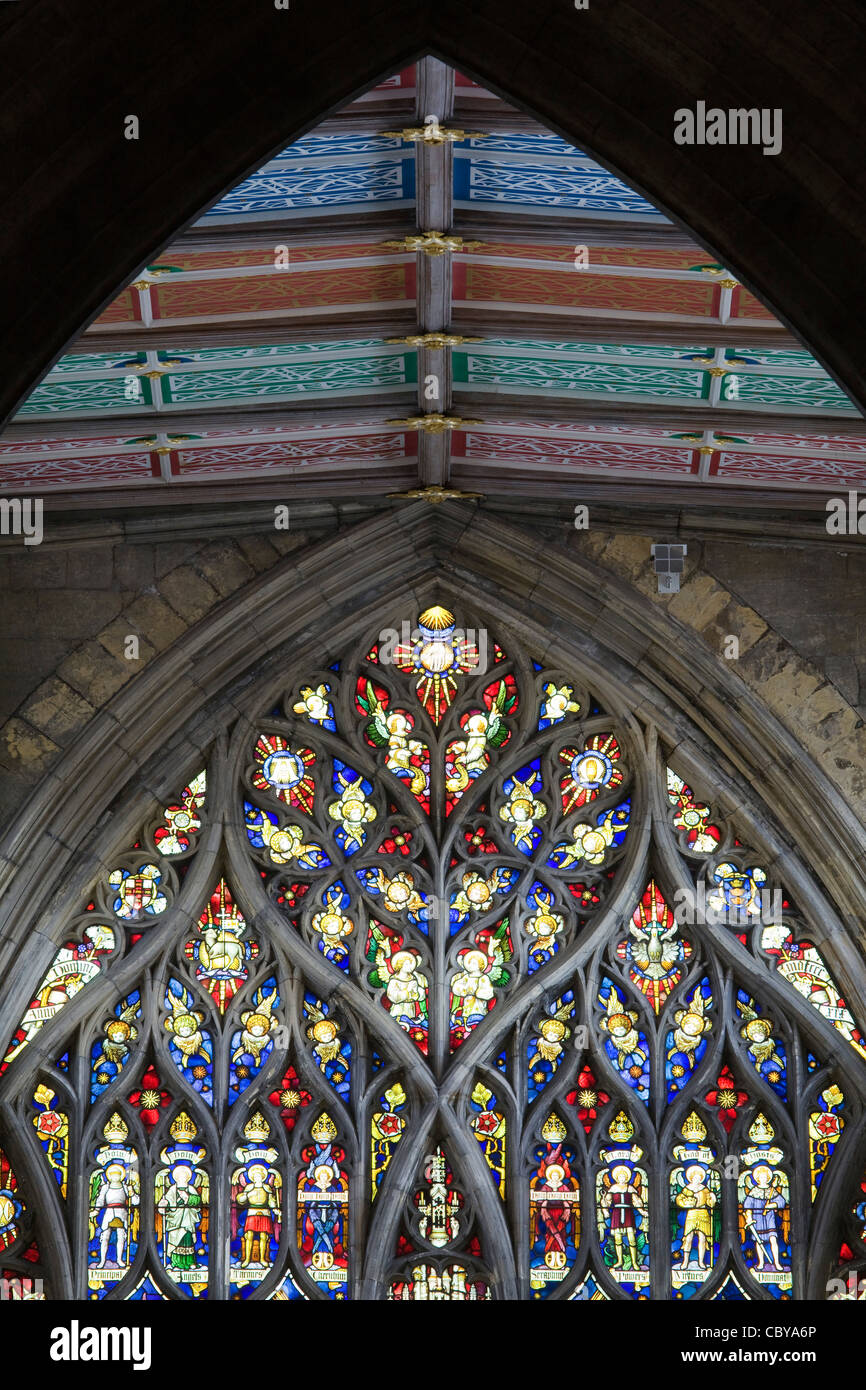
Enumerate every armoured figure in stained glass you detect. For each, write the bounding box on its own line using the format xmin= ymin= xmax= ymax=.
xmin=597 ymin=1113 xmax=649 ymax=1293
xmin=737 ymin=1115 xmax=791 ymax=1294
xmin=88 ymin=1114 xmax=140 ymax=1294
xmin=230 ymin=1113 xmax=281 ymax=1292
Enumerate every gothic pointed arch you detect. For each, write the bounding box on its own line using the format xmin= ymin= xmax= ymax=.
xmin=1 ymin=508 xmax=866 ymax=1299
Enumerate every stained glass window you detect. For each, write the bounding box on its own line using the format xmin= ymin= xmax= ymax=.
xmin=0 ymin=605 xmax=864 ymax=1299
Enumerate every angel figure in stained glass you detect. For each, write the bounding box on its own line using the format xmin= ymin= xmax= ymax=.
xmin=600 ymin=1165 xmax=646 ymax=1272
xmin=357 ymin=681 xmax=428 ymax=798
xmin=366 ymin=920 xmax=428 ymax=1051
xmin=528 ymin=994 xmax=574 ymax=1098
xmin=311 ymin=885 xmax=356 ymax=967
xmin=293 ymin=684 xmax=336 ymax=730
xmin=675 ymin=1170 xmax=717 ymax=1271
xmin=538 ymin=682 xmax=580 ymax=730
xmin=164 ymin=981 xmax=213 ymax=1101
xmin=244 ymin=803 xmax=331 ymax=869
xmin=737 ymin=1115 xmax=791 ymax=1287
xmin=741 ymin=1166 xmax=787 ymax=1272
xmin=598 ymin=981 xmax=650 ymax=1100
xmin=522 ymin=882 xmax=567 ymax=971
xmin=91 ymin=1162 xmax=138 ymax=1270
xmin=231 ymin=985 xmax=279 ymax=1069
xmin=670 ymin=1113 xmax=720 ymax=1291
xmin=91 ymin=992 xmax=141 ymax=1097
xmin=737 ymin=995 xmax=786 ymax=1094
xmin=666 ymin=981 xmax=713 ymax=1097
xmin=155 ymin=1114 xmax=209 ymax=1287
xmin=445 ymin=678 xmax=514 ymax=800
xmin=356 ymin=866 xmax=428 ymax=927
xmin=328 ymin=763 xmax=377 ymax=852
xmin=450 ymin=928 xmax=511 ymax=1044
xmin=229 ymin=981 xmax=281 ymax=1102
xmin=597 ymin=1113 xmax=649 ymax=1285
xmin=450 ymin=867 xmax=518 ymax=927
xmin=303 ymin=997 xmax=351 ymax=1100
xmin=499 ymin=766 xmax=547 ymax=852
xmin=549 ymin=800 xmax=629 ymax=869
xmin=446 ymin=714 xmax=495 ymax=795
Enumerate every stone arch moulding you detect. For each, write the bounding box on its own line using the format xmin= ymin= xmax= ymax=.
xmin=2 ymin=2 xmax=866 ymax=424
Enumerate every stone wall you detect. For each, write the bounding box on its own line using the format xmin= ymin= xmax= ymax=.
xmin=0 ymin=528 xmax=312 ymax=822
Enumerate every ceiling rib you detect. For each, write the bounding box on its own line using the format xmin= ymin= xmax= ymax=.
xmin=414 ymin=57 xmax=456 ymax=488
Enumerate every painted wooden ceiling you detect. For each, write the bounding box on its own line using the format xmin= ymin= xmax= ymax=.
xmin=2 ymin=61 xmax=861 ymax=504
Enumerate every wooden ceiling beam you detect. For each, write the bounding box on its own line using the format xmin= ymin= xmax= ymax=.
xmin=6 ymin=392 xmax=864 ymax=445
xmin=29 ymin=469 xmax=420 ymax=512
xmin=24 ymin=470 xmax=860 ymax=528
xmin=168 ymin=209 xmax=698 ymax=256
xmin=446 ymin=311 xmax=796 ymax=350
xmin=78 ymin=311 xmax=419 ymax=355
xmin=71 ymin=309 xmax=795 ymax=357
xmin=451 ymin=392 xmax=866 ymax=437
xmin=1 ymin=398 xmax=415 ymax=443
